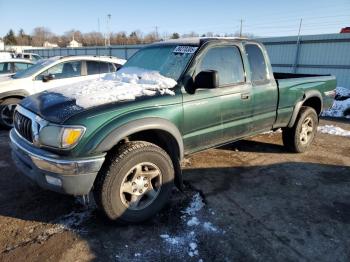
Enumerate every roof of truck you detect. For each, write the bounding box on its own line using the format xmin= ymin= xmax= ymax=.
xmin=152 ymin=37 xmax=259 ymax=46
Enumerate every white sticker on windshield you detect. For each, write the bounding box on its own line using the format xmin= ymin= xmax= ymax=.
xmin=173 ymin=46 xmax=198 ymax=54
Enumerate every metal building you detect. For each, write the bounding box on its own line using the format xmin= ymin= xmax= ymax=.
xmin=25 ymin=33 xmax=350 ymax=89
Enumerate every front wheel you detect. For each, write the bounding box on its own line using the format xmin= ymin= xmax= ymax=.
xmin=282 ymin=106 xmax=318 ymax=153
xmin=93 ymin=141 xmax=174 ymax=223
xmin=0 ymin=98 xmax=21 ymax=129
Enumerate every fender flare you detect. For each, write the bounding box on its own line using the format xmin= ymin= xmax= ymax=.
xmin=288 ymin=90 xmax=323 ymax=128
xmin=94 ymin=117 xmax=184 ymax=160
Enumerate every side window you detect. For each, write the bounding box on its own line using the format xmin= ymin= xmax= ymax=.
xmin=36 ymin=61 xmax=81 ymax=80
xmin=99 ymin=62 xmax=110 ymax=74
xmin=86 ymin=61 xmax=100 ymax=75
xmin=14 ymin=62 xmax=30 ymax=71
xmin=245 ymin=44 xmax=269 ymax=84
xmin=24 ymin=54 xmax=30 ymax=59
xmin=198 ymin=46 xmax=245 ymax=86
xmin=0 ymin=63 xmax=10 ymax=73
xmin=86 ymin=61 xmax=113 ymax=75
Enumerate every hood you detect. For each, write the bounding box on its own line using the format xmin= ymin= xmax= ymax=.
xmin=21 ymin=67 xmax=177 ymax=123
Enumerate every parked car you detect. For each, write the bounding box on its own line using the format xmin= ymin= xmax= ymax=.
xmin=16 ymin=53 xmax=43 ymax=62
xmin=0 ymin=55 xmax=126 ymax=128
xmin=10 ymin=38 xmax=336 ymax=223
xmin=0 ymin=52 xmax=15 ymax=59
xmin=0 ymin=59 xmax=34 ymax=77
xmin=340 ymin=27 xmax=350 ymax=33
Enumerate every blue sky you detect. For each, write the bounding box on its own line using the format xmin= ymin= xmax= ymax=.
xmin=0 ymin=0 xmax=349 ymax=37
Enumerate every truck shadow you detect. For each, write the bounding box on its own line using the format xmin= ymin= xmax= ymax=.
xmin=220 ymin=139 xmax=286 ymax=153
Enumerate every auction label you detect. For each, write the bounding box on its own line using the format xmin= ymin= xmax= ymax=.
xmin=173 ymin=46 xmax=198 ymax=54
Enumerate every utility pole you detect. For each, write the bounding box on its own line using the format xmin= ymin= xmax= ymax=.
xmin=293 ymin=18 xmax=303 ymax=73
xmin=155 ymin=26 xmax=159 ymax=40
xmin=239 ymin=19 xmax=243 ymax=37
xmin=107 ymin=14 xmax=111 ymax=46
xmin=97 ymin=18 xmax=100 ymax=46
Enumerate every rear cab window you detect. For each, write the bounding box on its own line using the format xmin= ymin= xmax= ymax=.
xmin=197 ymin=45 xmax=245 ymax=86
xmin=245 ymin=44 xmax=270 ymax=85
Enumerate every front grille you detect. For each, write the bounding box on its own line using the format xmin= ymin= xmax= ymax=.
xmin=14 ymin=111 xmax=33 ymax=143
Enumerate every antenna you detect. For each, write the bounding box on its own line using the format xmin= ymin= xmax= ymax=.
xmin=239 ymin=19 xmax=243 ymax=37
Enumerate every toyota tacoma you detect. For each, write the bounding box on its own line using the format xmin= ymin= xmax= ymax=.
xmin=10 ymin=38 xmax=336 ymax=223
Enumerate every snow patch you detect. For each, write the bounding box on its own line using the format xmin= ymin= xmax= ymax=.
xmin=322 ymin=87 xmax=350 ymax=118
xmin=322 ymin=98 xmax=350 ymax=118
xmin=182 ymin=193 xmax=205 ymax=216
xmin=160 ymin=192 xmax=222 ymax=259
xmin=261 ymin=128 xmax=282 ymax=135
xmin=188 ymin=242 xmax=199 ymax=257
xmin=203 ymin=222 xmax=218 ymax=232
xmin=318 ymin=125 xmax=350 ymax=137
xmin=160 ymin=234 xmax=182 ymax=246
xmin=187 ymin=217 xmax=200 ymax=227
xmin=53 ymin=67 xmax=177 ymax=108
xmin=335 ymin=86 xmax=350 ymax=98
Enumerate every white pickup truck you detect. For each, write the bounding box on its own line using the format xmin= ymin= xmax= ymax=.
xmin=0 ymin=55 xmax=126 ymax=128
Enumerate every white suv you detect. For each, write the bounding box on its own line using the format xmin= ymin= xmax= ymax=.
xmin=16 ymin=53 xmax=43 ymax=62
xmin=0 ymin=55 xmax=126 ymax=128
xmin=0 ymin=59 xmax=34 ymax=78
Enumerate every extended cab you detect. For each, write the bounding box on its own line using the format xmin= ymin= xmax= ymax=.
xmin=10 ymin=38 xmax=336 ymax=223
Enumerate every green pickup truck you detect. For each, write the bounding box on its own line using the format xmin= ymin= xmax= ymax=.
xmin=10 ymin=38 xmax=336 ymax=223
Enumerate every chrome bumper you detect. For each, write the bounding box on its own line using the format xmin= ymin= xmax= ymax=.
xmin=10 ymin=129 xmax=105 ymax=195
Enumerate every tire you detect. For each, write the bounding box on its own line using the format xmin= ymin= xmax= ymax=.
xmin=93 ymin=141 xmax=174 ymax=223
xmin=282 ymin=106 xmax=318 ymax=153
xmin=0 ymin=98 xmax=21 ymax=129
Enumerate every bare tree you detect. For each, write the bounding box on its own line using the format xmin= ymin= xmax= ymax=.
xmin=83 ymin=31 xmax=104 ymax=46
xmin=31 ymin=27 xmax=54 ymax=46
xmin=16 ymin=29 xmax=31 ymax=45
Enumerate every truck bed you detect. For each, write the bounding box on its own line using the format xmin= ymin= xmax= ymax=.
xmin=273 ymin=72 xmax=336 ymax=128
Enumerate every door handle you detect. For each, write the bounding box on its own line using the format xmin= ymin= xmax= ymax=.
xmin=241 ymin=93 xmax=250 ymax=100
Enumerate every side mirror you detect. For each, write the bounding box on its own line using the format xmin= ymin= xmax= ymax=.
xmin=194 ymin=70 xmax=219 ymax=91
xmin=42 ymin=74 xmax=54 ymax=82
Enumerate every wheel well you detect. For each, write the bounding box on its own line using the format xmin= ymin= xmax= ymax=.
xmin=302 ymin=97 xmax=322 ymax=115
xmin=127 ymin=129 xmax=181 ymax=160
xmin=0 ymin=95 xmax=24 ymax=103
xmin=106 ymin=129 xmax=183 ymax=189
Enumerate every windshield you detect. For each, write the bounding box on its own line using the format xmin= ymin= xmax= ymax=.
xmin=123 ymin=45 xmax=197 ymax=81
xmin=12 ymin=57 xmax=59 ymax=79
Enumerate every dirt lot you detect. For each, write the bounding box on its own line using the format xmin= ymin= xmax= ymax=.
xmin=0 ymin=118 xmax=349 ymax=262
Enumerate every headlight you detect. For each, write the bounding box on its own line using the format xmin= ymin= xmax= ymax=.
xmin=39 ymin=125 xmax=85 ymax=149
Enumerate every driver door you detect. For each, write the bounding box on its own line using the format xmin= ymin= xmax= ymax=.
xmin=182 ymin=44 xmax=252 ymax=154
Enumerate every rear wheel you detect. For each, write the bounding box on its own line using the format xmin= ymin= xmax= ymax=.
xmin=282 ymin=106 xmax=318 ymax=153
xmin=0 ymin=98 xmax=21 ymax=129
xmin=93 ymin=141 xmax=174 ymax=223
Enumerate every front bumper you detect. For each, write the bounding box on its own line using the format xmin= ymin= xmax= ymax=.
xmin=10 ymin=129 xmax=105 ymax=196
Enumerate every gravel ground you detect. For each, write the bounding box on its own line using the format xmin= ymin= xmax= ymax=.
xmin=0 ymin=118 xmax=349 ymax=262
